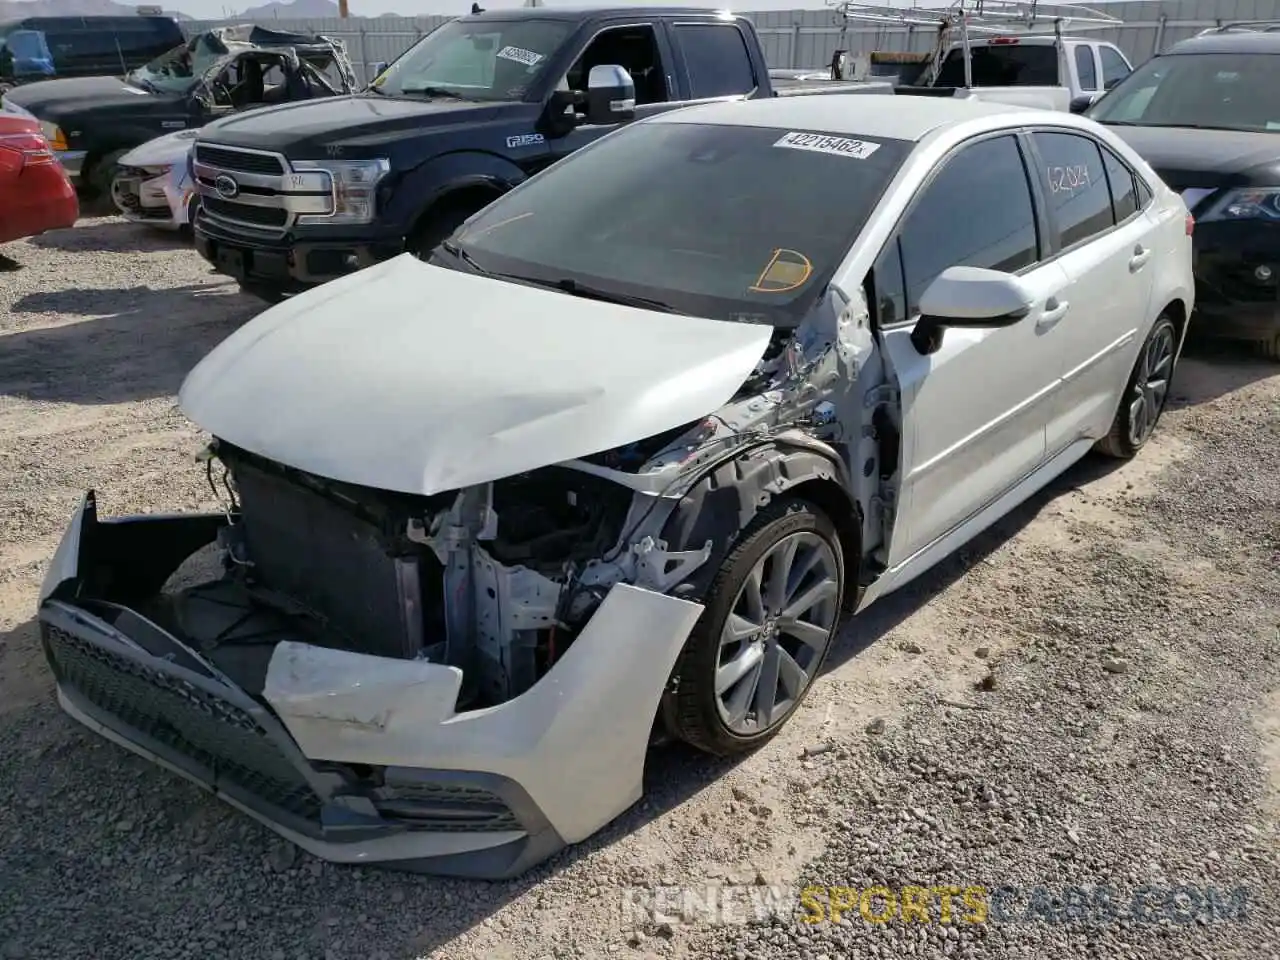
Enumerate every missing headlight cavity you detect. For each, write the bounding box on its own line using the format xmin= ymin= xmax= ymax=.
xmin=154 ymin=441 xmax=685 ymax=712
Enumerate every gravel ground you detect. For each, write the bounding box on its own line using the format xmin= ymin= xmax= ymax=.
xmin=0 ymin=216 xmax=1277 ymax=960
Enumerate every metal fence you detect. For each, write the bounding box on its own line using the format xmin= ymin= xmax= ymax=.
xmin=188 ymin=0 xmax=1280 ymax=87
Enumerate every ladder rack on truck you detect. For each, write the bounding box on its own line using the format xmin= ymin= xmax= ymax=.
xmin=824 ymin=1 xmax=1122 ymax=87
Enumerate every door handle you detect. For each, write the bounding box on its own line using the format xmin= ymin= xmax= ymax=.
xmin=1129 ymin=244 xmax=1151 ymax=272
xmin=1037 ymin=297 xmax=1070 ymax=330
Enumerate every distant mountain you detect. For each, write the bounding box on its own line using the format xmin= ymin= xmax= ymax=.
xmin=0 ymin=0 xmax=191 ymax=20
xmin=237 ymin=0 xmax=341 ymax=18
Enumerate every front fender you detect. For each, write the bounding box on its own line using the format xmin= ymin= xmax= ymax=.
xmin=390 ymin=150 xmax=528 ymax=231
xmin=659 ymin=439 xmax=859 ymax=601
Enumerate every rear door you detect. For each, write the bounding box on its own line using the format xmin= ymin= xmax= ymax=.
xmin=1024 ymin=129 xmax=1155 ymax=454
xmin=874 ymin=132 xmax=1069 ymax=571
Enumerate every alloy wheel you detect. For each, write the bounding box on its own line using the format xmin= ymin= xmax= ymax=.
xmin=715 ymin=531 xmax=840 ymax=735
xmin=1128 ymin=322 xmax=1176 ymax=448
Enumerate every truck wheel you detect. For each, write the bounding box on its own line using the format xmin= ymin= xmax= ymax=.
xmin=86 ymin=150 xmax=127 ymax=213
xmin=667 ymin=497 xmax=845 ymax=757
xmin=407 ymin=196 xmax=491 ymax=260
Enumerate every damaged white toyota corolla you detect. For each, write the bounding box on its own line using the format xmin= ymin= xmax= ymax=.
xmin=38 ymin=96 xmax=1194 ymax=878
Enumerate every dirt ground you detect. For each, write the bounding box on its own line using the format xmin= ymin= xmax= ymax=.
xmin=0 ymin=216 xmax=1277 ymax=960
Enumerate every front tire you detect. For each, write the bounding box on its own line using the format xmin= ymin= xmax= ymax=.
xmin=1096 ymin=314 xmax=1178 ymax=459
xmin=669 ymin=498 xmax=844 ymax=757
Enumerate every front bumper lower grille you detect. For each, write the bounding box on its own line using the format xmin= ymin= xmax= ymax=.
xmin=42 ymin=621 xmax=325 ymax=820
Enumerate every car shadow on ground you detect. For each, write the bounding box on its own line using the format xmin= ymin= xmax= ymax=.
xmin=27 ymin=217 xmax=190 ymax=254
xmin=0 ymin=283 xmax=259 ymax=405
xmin=1171 ymin=336 xmax=1277 ymax=408
xmin=0 ymin=449 xmax=1132 ymax=960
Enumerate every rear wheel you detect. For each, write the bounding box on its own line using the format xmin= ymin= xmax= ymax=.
xmin=668 ymin=498 xmax=844 ymax=757
xmin=1096 ymin=314 xmax=1178 ymax=459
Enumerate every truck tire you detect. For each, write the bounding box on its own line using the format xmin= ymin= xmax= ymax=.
xmin=407 ymin=195 xmax=491 ymax=260
xmin=86 ymin=150 xmax=127 ymax=213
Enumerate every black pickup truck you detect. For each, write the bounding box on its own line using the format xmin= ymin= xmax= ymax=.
xmin=189 ymin=5 xmax=889 ymax=301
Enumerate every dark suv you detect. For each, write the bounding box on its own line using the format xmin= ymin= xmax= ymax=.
xmin=1088 ymin=23 xmax=1280 ymax=359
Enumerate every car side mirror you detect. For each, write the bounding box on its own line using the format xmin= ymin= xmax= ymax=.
xmin=369 ymin=61 xmax=387 ymax=83
xmin=910 ymin=266 xmax=1033 ymax=355
xmin=585 ymin=64 xmax=635 ymax=125
xmin=1069 ymin=94 xmax=1095 ymax=114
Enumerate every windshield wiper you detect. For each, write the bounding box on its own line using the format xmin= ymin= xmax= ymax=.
xmin=516 ymin=276 xmax=680 ymax=313
xmin=440 ymin=239 xmax=488 ymax=273
xmin=403 ymin=86 xmax=474 ymax=100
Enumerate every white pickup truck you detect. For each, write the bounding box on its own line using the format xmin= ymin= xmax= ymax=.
xmin=911 ymin=34 xmax=1135 ymax=111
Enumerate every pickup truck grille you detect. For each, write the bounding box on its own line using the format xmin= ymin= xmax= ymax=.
xmin=194 ymin=144 xmax=286 ymax=175
xmin=192 ymin=143 xmax=332 ymax=238
xmin=201 ymin=197 xmax=289 ymax=229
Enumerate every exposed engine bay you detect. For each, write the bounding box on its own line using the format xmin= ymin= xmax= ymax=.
xmin=159 ymin=440 xmax=712 ymax=712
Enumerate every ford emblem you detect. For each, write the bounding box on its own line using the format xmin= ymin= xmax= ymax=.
xmin=213 ymin=174 xmax=239 ymax=200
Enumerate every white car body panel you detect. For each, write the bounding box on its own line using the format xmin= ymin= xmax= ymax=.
xmin=261 ymin=583 xmax=705 ymax=848
xmin=114 ymin=128 xmax=201 ymax=230
xmin=878 ymin=258 xmax=1071 ymax=568
xmin=178 ymin=254 xmax=774 ymax=497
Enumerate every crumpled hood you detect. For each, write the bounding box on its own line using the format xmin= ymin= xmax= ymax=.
xmin=121 ymin=127 xmax=201 ymax=169
xmin=179 ymin=256 xmax=774 ymax=496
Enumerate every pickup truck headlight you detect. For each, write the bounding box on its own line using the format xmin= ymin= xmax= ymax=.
xmin=1197 ymin=187 xmax=1280 ymax=223
xmin=290 ymin=158 xmax=390 ymax=225
xmin=38 ymin=121 xmax=68 ymax=151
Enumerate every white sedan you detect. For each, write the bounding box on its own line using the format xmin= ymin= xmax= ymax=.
xmin=37 ymin=94 xmax=1193 ymax=878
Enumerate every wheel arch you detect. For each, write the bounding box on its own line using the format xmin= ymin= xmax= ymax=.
xmin=659 ymin=440 xmax=863 ymax=613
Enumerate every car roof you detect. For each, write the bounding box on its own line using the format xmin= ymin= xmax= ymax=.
xmin=1166 ymin=30 xmax=1280 ymax=55
xmin=652 ymin=94 xmax=1046 ymax=142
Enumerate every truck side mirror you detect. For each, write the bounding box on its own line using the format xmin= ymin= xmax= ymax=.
xmin=585 ymin=64 xmax=635 ymax=125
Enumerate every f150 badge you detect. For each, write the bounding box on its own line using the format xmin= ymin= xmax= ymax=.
xmin=507 ymin=133 xmax=545 ymax=148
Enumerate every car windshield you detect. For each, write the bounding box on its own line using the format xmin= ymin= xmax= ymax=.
xmin=934 ymin=43 xmax=1059 ymax=86
xmin=451 ymin=121 xmax=912 ymax=327
xmin=370 ymin=18 xmax=570 ymax=101
xmin=1089 ymin=52 xmax=1280 ymax=132
xmin=127 ymin=34 xmax=225 ymax=95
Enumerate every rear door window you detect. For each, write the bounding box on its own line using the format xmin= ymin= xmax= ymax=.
xmin=898 ymin=134 xmax=1040 ymax=316
xmin=1031 ymin=131 xmax=1114 ymax=248
xmin=1100 ymin=146 xmax=1138 ymax=222
xmin=1074 ymin=45 xmax=1098 ymax=91
xmin=935 ymin=43 xmax=1059 ymax=86
xmin=673 ymin=23 xmax=757 ymax=99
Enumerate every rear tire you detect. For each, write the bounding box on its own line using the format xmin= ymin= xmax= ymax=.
xmin=1096 ymin=314 xmax=1178 ymax=459
xmin=668 ymin=497 xmax=844 ymax=757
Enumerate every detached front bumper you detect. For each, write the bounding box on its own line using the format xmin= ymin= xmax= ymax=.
xmin=38 ymin=492 xmax=704 ymax=878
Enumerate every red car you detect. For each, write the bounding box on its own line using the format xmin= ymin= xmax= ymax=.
xmin=0 ymin=114 xmax=78 ymax=244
